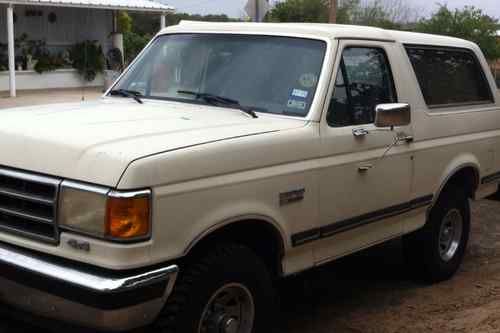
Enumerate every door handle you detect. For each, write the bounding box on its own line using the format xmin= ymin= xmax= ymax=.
xmin=358 ymin=164 xmax=373 ymax=172
xmin=396 ymin=132 xmax=413 ymax=143
xmin=352 ymin=128 xmax=369 ymax=138
xmin=403 ymin=135 xmax=414 ymax=143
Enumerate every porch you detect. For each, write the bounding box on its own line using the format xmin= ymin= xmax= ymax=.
xmin=0 ymin=0 xmax=174 ymax=97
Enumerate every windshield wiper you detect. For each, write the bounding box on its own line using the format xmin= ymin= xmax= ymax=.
xmin=109 ymin=89 xmax=143 ymax=104
xmin=178 ymin=90 xmax=259 ymax=119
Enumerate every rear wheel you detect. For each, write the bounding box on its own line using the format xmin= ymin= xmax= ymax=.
xmin=154 ymin=243 xmax=276 ymax=333
xmin=403 ymin=186 xmax=470 ymax=283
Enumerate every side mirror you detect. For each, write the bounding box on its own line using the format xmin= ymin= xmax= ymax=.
xmin=374 ymin=103 xmax=411 ymax=129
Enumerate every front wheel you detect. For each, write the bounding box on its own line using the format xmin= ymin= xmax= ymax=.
xmin=403 ymin=186 xmax=470 ymax=283
xmin=154 ymin=244 xmax=276 ymax=333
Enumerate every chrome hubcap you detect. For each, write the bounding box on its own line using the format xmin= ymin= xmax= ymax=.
xmin=439 ymin=208 xmax=463 ymax=262
xmin=198 ymin=283 xmax=255 ymax=333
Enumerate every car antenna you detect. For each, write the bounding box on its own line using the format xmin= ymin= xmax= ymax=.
xmin=81 ymin=10 xmax=89 ymax=102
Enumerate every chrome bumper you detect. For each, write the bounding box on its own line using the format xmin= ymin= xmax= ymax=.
xmin=0 ymin=242 xmax=179 ymax=331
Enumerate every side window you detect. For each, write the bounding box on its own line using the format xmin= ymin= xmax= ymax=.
xmin=405 ymin=46 xmax=493 ymax=108
xmin=327 ymin=47 xmax=397 ymax=127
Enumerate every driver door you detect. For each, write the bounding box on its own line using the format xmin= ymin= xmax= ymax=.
xmin=314 ymin=40 xmax=415 ymax=263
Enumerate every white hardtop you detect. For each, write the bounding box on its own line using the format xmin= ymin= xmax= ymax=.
xmin=161 ymin=21 xmax=478 ymax=50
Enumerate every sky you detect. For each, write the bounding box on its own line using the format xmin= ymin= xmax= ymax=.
xmin=160 ymin=0 xmax=500 ymax=19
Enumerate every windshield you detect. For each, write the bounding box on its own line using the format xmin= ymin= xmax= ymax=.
xmin=112 ymin=34 xmax=327 ymax=117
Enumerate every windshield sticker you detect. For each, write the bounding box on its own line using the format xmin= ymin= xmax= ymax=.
xmin=291 ymin=89 xmax=309 ymax=99
xmin=287 ymin=99 xmax=307 ymax=110
xmin=299 ymin=73 xmax=318 ymax=88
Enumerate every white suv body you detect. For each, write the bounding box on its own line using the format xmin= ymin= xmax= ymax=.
xmin=0 ymin=22 xmax=498 ymax=332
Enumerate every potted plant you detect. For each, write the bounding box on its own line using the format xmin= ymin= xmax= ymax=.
xmin=104 ymin=47 xmax=124 ymax=89
xmin=25 ymin=39 xmax=46 ymax=71
xmin=69 ymin=40 xmax=105 ymax=82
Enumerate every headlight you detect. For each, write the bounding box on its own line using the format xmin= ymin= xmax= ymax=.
xmin=59 ymin=181 xmax=151 ymax=241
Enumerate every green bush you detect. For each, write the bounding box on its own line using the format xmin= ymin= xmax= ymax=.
xmin=118 ymin=11 xmax=133 ymax=33
xmin=70 ymin=41 xmax=105 ymax=81
xmin=123 ymin=31 xmax=150 ymax=64
xmin=34 ymin=52 xmax=65 ymax=74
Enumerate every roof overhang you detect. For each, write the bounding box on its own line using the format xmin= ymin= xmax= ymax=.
xmin=0 ymin=0 xmax=174 ymax=13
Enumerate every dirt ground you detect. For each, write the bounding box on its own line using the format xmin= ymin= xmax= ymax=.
xmin=0 ymin=88 xmax=102 ymax=109
xmin=0 ymin=198 xmax=500 ymax=333
xmin=278 ymin=198 xmax=500 ymax=333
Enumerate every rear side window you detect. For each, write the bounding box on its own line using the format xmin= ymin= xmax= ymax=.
xmin=405 ymin=46 xmax=493 ymax=108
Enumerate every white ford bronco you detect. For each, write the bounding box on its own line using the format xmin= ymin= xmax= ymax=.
xmin=0 ymin=22 xmax=499 ymax=333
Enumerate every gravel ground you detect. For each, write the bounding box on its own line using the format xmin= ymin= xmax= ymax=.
xmin=1 ymin=198 xmax=500 ymax=332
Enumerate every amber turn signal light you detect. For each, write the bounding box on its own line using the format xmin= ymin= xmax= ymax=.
xmin=106 ymin=195 xmax=150 ymax=239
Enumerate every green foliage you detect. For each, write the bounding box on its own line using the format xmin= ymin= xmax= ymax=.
xmin=266 ymin=0 xmax=329 ymax=23
xmin=34 ymin=53 xmax=65 ymax=74
xmin=265 ymin=0 xmax=414 ymax=28
xmin=123 ymin=31 xmax=150 ymax=64
xmin=118 ymin=11 xmax=133 ymax=33
xmin=12 ymin=35 xmax=66 ymax=73
xmin=416 ymin=5 xmax=500 ymax=60
xmin=70 ymin=41 xmax=105 ymax=81
xmin=348 ymin=0 xmax=402 ymax=29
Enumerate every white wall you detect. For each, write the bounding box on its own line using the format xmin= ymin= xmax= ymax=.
xmin=0 ymin=69 xmax=103 ymax=91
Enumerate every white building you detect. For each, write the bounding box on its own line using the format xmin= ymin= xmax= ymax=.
xmin=0 ymin=0 xmax=174 ymax=97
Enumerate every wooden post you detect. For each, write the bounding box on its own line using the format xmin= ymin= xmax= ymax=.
xmin=329 ymin=0 xmax=337 ymax=24
xmin=7 ymin=4 xmax=15 ymax=97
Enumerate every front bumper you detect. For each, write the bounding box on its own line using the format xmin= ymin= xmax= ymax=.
xmin=0 ymin=241 xmax=179 ymax=332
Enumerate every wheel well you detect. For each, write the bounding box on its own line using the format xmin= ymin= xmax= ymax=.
xmin=186 ymin=220 xmax=286 ymax=278
xmin=441 ymin=166 xmax=479 ymax=199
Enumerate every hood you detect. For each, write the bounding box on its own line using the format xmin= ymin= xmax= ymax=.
xmin=0 ymin=98 xmax=306 ymax=186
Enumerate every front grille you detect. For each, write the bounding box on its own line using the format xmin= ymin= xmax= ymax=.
xmin=0 ymin=168 xmax=61 ymax=244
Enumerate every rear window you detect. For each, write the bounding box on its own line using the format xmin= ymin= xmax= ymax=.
xmin=405 ymin=46 xmax=493 ymax=108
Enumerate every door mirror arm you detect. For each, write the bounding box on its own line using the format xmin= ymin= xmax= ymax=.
xmin=352 ymin=102 xmax=414 ymax=169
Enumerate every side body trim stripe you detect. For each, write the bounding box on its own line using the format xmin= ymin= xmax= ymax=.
xmin=481 ymin=171 xmax=500 ymax=185
xmin=291 ymin=195 xmax=434 ymax=247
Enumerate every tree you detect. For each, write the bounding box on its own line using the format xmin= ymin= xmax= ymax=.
xmin=123 ymin=31 xmax=149 ymax=64
xmin=345 ymin=0 xmax=419 ymax=29
xmin=416 ymin=5 xmax=500 ymax=60
xmin=266 ymin=0 xmax=418 ymax=28
xmin=117 ymin=12 xmax=133 ymax=33
xmin=266 ymin=0 xmax=329 ymax=23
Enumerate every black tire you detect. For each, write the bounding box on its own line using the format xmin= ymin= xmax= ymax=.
xmin=403 ymin=186 xmax=470 ymax=283
xmin=153 ymin=243 xmax=276 ymax=333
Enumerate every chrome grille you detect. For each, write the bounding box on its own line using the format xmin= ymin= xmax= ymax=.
xmin=0 ymin=168 xmax=61 ymax=244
